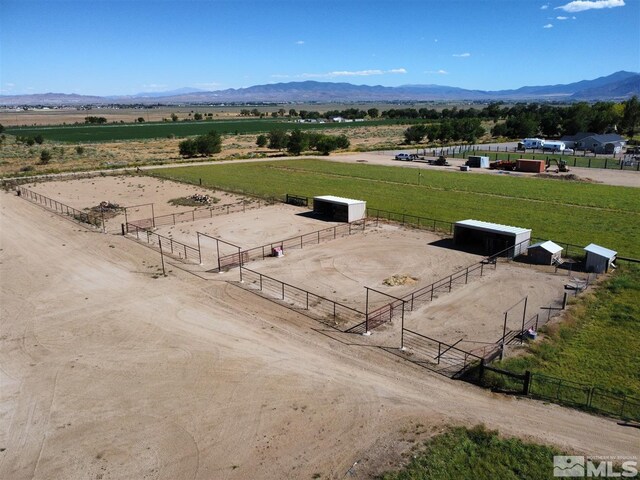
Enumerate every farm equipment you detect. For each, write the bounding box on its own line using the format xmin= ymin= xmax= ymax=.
xmin=545 ymin=158 xmax=570 ymax=173
xmin=428 ymin=155 xmax=450 ymax=166
xmin=489 ymin=160 xmax=517 ymax=171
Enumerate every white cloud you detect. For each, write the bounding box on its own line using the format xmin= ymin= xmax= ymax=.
xmin=556 ymin=0 xmax=625 ymax=12
xmin=295 ymin=40 xmax=305 ymax=45
xmin=300 ymin=68 xmax=407 ymax=78
xmin=425 ymin=70 xmax=449 ymax=75
xmin=556 ymin=15 xmax=569 ymax=19
xmin=453 ymin=52 xmax=471 ymax=57
xmin=543 ymin=23 xmax=554 ymax=28
xmin=541 ymin=3 xmax=549 ymax=9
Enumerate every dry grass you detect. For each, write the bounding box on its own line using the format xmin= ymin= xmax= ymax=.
xmin=0 ymin=124 xmax=421 ymax=176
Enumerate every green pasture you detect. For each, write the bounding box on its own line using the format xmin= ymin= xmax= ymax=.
xmin=4 ymin=118 xmax=397 ymax=143
xmin=148 ymin=159 xmax=640 ymax=257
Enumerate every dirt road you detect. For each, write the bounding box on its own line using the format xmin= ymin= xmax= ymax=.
xmin=1 ymin=193 xmax=637 ymax=479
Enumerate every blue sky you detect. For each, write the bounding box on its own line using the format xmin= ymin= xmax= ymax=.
xmin=1 ymin=0 xmax=639 ymax=96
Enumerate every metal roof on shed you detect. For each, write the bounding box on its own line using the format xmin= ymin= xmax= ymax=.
xmin=454 ymin=219 xmax=531 ymax=237
xmin=313 ymin=195 xmax=366 ymax=206
xmin=584 ymin=243 xmax=617 ymax=259
xmin=528 ymin=240 xmax=563 ymax=254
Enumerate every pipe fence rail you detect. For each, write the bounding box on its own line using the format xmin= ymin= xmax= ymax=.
xmin=398 ymin=328 xmax=483 ymax=378
xmin=128 ymin=199 xmax=270 ymax=230
xmin=125 ymin=223 xmax=200 ymax=263
xmin=239 ymin=266 xmax=366 ymax=331
xmin=218 ymin=219 xmax=367 ymax=270
xmin=367 ymin=208 xmax=454 ymax=234
xmin=17 ymin=186 xmax=104 ymax=230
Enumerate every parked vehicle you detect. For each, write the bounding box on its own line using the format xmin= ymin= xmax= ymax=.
xmin=542 ymin=141 xmax=566 ymax=153
xmin=395 ymin=153 xmax=413 ymax=161
xmin=522 ymin=138 xmax=545 ymax=149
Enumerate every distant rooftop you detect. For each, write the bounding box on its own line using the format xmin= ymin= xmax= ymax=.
xmin=584 ymin=243 xmax=617 ymax=259
xmin=313 ymin=195 xmax=366 ymax=206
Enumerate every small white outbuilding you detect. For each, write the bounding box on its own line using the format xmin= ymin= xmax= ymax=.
xmin=527 ymin=240 xmax=563 ymax=265
xmin=584 ymin=243 xmax=617 ymax=273
xmin=313 ymin=195 xmax=366 ymax=223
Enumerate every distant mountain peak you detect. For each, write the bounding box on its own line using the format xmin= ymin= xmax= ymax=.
xmin=1 ymin=71 xmax=637 ymax=106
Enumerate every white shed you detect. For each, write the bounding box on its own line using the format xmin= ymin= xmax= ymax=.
xmin=527 ymin=240 xmax=563 ymax=265
xmin=584 ymin=243 xmax=617 ymax=273
xmin=313 ymin=195 xmax=366 ymax=223
xmin=453 ymin=219 xmax=531 ymax=257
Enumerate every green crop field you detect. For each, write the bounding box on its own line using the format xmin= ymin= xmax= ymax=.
xmin=148 ymin=159 xmax=640 ymax=257
xmin=5 ymin=118 xmax=397 ymax=143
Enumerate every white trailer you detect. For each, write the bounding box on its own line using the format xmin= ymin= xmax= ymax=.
xmin=542 ymin=141 xmax=566 ymax=152
xmin=522 ymin=138 xmax=545 ymax=149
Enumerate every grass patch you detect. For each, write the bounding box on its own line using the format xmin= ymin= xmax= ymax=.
xmin=148 ymin=159 xmax=640 ymax=257
xmin=381 ymin=425 xmax=562 ymax=480
xmin=494 ymin=264 xmax=640 ymax=398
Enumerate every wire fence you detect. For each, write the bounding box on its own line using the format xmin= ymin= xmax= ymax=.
xmin=478 ymin=365 xmax=640 ymax=421
xmin=239 ymin=265 xmax=366 ymax=331
xmin=16 ymin=186 xmax=104 ymax=230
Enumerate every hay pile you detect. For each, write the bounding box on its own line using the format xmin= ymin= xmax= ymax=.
xmin=383 ymin=274 xmax=418 ymax=286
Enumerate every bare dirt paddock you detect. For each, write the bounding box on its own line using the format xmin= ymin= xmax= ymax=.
xmin=2 ymin=181 xmax=638 ymax=480
xmin=23 ymin=174 xmax=251 ymax=231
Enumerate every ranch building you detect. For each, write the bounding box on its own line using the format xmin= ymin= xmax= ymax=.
xmin=584 ymin=243 xmax=617 ymax=273
xmin=313 ymin=195 xmax=366 ymax=223
xmin=527 ymin=240 xmax=563 ymax=265
xmin=453 ymin=219 xmax=531 ymax=257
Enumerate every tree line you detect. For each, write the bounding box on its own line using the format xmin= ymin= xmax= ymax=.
xmin=256 ymin=130 xmax=350 ymax=155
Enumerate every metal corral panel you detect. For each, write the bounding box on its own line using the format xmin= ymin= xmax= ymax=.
xmin=584 ymin=243 xmax=617 ymax=273
xmin=313 ymin=195 xmax=366 ymax=223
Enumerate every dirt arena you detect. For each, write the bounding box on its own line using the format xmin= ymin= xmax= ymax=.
xmin=1 ymin=180 xmax=638 ymax=480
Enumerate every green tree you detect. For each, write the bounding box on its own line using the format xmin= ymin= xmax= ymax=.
xmin=316 ymin=136 xmax=338 ymax=155
xmin=268 ymin=130 xmax=288 ymax=150
xmin=367 ymin=108 xmax=379 ymax=118
xmin=34 ymin=134 xmax=44 ymax=145
xmin=195 ymin=130 xmax=222 ymax=155
xmin=0 ymin=124 xmax=4 ymax=134
xmin=404 ymin=124 xmax=428 ymax=144
xmin=256 ymin=134 xmax=268 ymax=148
xmin=178 ymin=139 xmax=198 ymax=157
xmin=286 ymin=129 xmax=308 ymax=155
xmin=288 ymin=108 xmax=298 ymax=117
xmin=193 ymin=113 xmax=203 ymax=121
xmin=171 ymin=113 xmax=179 ymax=122
xmin=39 ymin=149 xmax=52 ymax=164
xmin=621 ymin=96 xmax=640 ymax=136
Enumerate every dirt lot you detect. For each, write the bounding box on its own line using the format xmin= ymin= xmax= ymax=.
xmin=24 ymin=175 xmax=250 ymax=232
xmin=250 ymin=224 xmax=481 ymax=311
xmin=154 ymin=204 xmax=341 ymax=254
xmin=1 ymin=187 xmax=638 ymax=480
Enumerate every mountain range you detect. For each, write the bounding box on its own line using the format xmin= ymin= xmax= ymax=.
xmin=1 ymin=71 xmax=638 ymax=106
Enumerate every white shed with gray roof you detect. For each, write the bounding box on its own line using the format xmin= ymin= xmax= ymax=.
xmin=313 ymin=195 xmax=366 ymax=223
xmin=453 ymin=219 xmax=531 ymax=256
xmin=584 ymin=243 xmax=617 ymax=273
